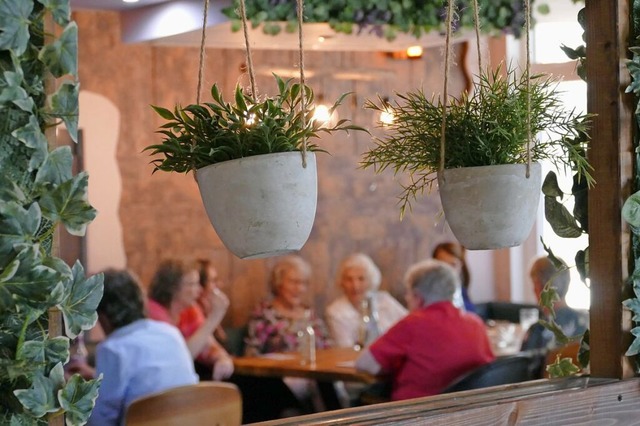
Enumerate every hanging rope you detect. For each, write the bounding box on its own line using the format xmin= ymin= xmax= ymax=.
xmin=239 ymin=0 xmax=258 ymax=99
xmin=296 ymin=0 xmax=308 ymax=168
xmin=524 ymin=0 xmax=532 ymax=178
xmin=439 ymin=0 xmax=456 ymax=174
xmin=440 ymin=0 xmax=533 ymax=179
xmin=196 ymin=0 xmax=209 ymax=110
xmin=472 ymin=0 xmax=482 ymax=73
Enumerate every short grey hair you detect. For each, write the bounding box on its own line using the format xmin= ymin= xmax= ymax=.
xmin=336 ymin=253 xmax=382 ymax=291
xmin=404 ymin=259 xmax=459 ymax=304
xmin=530 ymin=255 xmax=570 ymax=298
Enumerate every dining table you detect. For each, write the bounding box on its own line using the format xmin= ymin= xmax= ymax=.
xmin=233 ymin=347 xmax=383 ymax=410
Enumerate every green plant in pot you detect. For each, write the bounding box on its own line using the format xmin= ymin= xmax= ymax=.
xmin=145 ymin=74 xmax=365 ymax=259
xmin=362 ymin=65 xmax=593 ymax=249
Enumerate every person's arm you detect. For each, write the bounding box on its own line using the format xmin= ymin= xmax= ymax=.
xmin=326 ymin=302 xmax=357 ymax=348
xmin=201 ymin=337 xmax=235 ymax=380
xmin=184 ymin=289 xmax=229 ymax=357
xmin=88 ymin=345 xmax=123 ymax=426
xmin=355 ymin=348 xmax=383 ymax=375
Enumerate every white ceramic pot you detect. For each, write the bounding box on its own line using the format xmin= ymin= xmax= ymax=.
xmin=196 ymin=151 xmax=317 ymax=259
xmin=437 ymin=163 xmax=541 ymax=250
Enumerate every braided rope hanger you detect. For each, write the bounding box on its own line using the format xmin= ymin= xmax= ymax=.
xmin=196 ymin=0 xmax=310 ymax=168
xmin=440 ymin=0 xmax=533 ymax=178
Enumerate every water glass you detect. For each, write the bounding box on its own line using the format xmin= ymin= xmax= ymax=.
xmin=519 ymin=308 xmax=539 ymax=331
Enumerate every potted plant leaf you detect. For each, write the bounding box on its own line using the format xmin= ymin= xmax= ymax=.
xmin=145 ymin=0 xmax=366 ymax=259
xmin=145 ymin=74 xmax=364 ymax=259
xmin=363 ymin=65 xmax=592 ymax=249
xmin=361 ymin=0 xmax=592 ymax=250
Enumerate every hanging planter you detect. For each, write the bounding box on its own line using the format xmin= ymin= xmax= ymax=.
xmin=196 ymin=152 xmax=317 ymax=259
xmin=362 ymin=0 xmax=593 ymax=250
xmin=144 ymin=0 xmax=365 ymax=258
xmin=438 ymin=163 xmax=541 ymax=250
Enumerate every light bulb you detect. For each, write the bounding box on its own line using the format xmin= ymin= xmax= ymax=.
xmin=312 ymin=104 xmax=332 ymax=124
xmin=379 ymin=109 xmax=395 ymax=126
xmin=406 ymin=45 xmax=423 ymax=59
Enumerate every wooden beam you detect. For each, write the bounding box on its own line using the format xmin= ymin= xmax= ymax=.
xmin=586 ymin=0 xmax=634 ymax=379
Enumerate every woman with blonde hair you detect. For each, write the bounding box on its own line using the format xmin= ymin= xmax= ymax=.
xmin=325 ymin=253 xmax=407 ymax=349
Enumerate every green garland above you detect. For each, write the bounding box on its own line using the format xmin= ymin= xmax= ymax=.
xmin=222 ymin=0 xmax=549 ymax=40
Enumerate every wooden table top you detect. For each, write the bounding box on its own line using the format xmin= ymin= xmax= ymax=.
xmin=233 ymin=347 xmax=382 ymax=384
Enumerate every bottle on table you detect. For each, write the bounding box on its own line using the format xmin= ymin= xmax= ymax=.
xmin=297 ymin=308 xmax=316 ymax=366
xmin=354 ymin=294 xmax=380 ymax=351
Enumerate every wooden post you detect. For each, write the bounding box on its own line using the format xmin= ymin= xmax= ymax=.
xmin=586 ymin=0 xmax=635 ymax=379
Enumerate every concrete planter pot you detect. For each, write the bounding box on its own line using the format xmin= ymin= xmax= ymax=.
xmin=437 ymin=163 xmax=541 ymax=250
xmin=196 ymin=151 xmax=317 ymax=259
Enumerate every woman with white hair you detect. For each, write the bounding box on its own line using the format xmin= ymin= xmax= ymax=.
xmin=326 ymin=253 xmax=407 ymax=349
xmin=355 ymin=259 xmax=494 ymax=401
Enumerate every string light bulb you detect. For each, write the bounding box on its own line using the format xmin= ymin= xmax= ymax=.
xmin=312 ymin=95 xmax=337 ymax=126
xmin=378 ymin=97 xmax=395 ymax=126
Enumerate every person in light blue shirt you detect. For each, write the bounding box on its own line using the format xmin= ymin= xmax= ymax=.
xmin=88 ymin=269 xmax=198 ymax=426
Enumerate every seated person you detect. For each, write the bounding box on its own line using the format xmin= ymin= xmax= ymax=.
xmin=178 ymin=259 xmax=229 ymax=377
xmin=148 ymin=259 xmax=234 ymax=381
xmin=432 ymin=241 xmax=476 ymax=313
xmin=243 ymin=255 xmax=332 ymax=415
xmin=88 ymin=269 xmax=198 ymax=426
xmin=325 ymin=253 xmax=407 ymax=349
xmin=245 ymin=255 xmax=331 ymax=355
xmin=521 ymin=255 xmax=589 ymax=351
xmin=355 ymin=259 xmax=495 ymax=401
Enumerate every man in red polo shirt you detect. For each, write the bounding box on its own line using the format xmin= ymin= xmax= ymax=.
xmin=355 ymin=259 xmax=495 ymax=401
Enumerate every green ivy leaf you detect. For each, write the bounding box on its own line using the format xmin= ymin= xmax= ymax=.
xmin=578 ymin=329 xmax=590 ymax=367
xmin=34 ymin=146 xmax=72 ymax=187
xmin=542 ymin=171 xmax=564 ymax=197
xmin=0 ymin=0 xmax=33 ymax=56
xmin=38 ymin=22 xmax=77 ymax=78
xmin=9 ymin=413 xmax=39 ymax=425
xmin=544 ymin=195 xmax=583 ymax=238
xmin=575 ymin=248 xmax=589 ymax=283
xmin=546 ymin=355 xmax=581 ymax=378
xmin=1 ymin=244 xmax=60 ymax=304
xmin=623 ymin=297 xmax=640 ymax=322
xmin=0 ymin=201 xmax=40 ymax=259
xmin=50 ymin=81 xmax=79 ymax=142
xmin=38 ymin=173 xmax=96 ymax=237
xmin=626 ymin=327 xmax=640 ymax=356
xmin=623 ymin=190 xmax=640 ymax=227
xmin=12 ymin=115 xmax=48 ymax=171
xmin=58 ymin=374 xmax=102 ymax=426
xmin=0 ymin=68 xmax=35 ymax=112
xmin=38 ymin=0 xmax=71 ymax=26
xmin=58 ymin=262 xmax=103 ymax=339
xmin=14 ymin=363 xmax=65 ymax=418
xmin=18 ymin=336 xmax=69 ymax=366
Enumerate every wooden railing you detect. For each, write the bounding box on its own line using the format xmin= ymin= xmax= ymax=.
xmin=249 ymin=377 xmax=640 ymax=425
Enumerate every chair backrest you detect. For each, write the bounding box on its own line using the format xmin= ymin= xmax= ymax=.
xmin=442 ymin=354 xmax=534 ymax=393
xmin=125 ymin=382 xmax=242 ymax=426
xmin=475 ymin=302 xmax=541 ymax=323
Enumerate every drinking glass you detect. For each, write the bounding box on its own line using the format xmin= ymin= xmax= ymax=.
xmin=519 ymin=308 xmax=539 ymax=331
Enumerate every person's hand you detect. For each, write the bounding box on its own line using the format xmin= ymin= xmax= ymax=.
xmin=212 ymin=355 xmax=234 ymax=381
xmin=204 ymin=288 xmax=230 ymax=326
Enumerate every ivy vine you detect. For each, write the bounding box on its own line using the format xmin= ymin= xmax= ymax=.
xmin=0 ymin=1 xmax=103 ymax=424
xmin=222 ymin=0 xmax=550 ymax=40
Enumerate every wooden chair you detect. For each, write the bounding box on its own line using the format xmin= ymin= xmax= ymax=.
xmin=125 ymin=382 xmax=242 ymax=426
